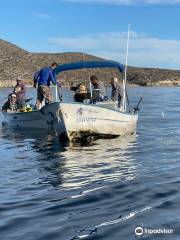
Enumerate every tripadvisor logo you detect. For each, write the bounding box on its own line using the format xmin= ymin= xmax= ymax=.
xmin=134 ymin=226 xmax=174 ymax=237
xmin=135 ymin=227 xmax=143 ymax=236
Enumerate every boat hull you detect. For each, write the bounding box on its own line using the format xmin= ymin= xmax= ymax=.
xmin=59 ymin=102 xmax=138 ymax=141
xmin=2 ymin=102 xmax=65 ymax=134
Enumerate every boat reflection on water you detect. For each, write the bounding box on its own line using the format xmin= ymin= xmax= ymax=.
xmin=0 ymin=126 xmax=138 ymax=190
xmin=61 ymin=134 xmax=138 ymax=189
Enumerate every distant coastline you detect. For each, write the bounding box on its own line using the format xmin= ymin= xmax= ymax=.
xmin=0 ymin=82 xmax=178 ymax=89
xmin=1 ymin=39 xmax=180 ymax=88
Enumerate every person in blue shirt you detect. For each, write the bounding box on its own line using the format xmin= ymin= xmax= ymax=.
xmin=33 ymin=62 xmax=59 ymax=109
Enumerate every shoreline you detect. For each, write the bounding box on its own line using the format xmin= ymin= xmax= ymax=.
xmin=1 ymin=82 xmax=180 ymax=88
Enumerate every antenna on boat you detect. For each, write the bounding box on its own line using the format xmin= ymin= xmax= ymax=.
xmin=122 ymin=24 xmax=130 ymax=112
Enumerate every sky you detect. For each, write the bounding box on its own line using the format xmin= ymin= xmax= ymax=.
xmin=1 ymin=0 xmax=180 ymax=69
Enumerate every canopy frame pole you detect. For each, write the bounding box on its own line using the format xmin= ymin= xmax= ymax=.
xmin=89 ymin=76 xmax=93 ymax=101
xmin=55 ymin=85 xmax=58 ymax=102
xmin=82 ymin=53 xmax=93 ymax=103
xmin=122 ymin=24 xmax=130 ymax=112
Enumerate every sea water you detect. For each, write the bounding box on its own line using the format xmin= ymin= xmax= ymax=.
xmin=0 ymin=87 xmax=180 ymax=240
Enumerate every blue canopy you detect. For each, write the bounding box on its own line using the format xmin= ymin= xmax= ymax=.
xmin=54 ymin=60 xmax=124 ymax=75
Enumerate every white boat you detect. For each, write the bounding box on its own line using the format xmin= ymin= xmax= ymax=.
xmin=53 ymin=59 xmax=139 ymax=141
xmin=2 ymin=102 xmax=65 ymax=134
xmin=59 ymin=102 xmax=138 ymax=141
xmin=2 ymin=27 xmax=138 ymax=142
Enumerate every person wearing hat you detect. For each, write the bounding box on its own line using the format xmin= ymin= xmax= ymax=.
xmin=2 ymin=93 xmax=18 ymax=112
xmin=73 ymin=83 xmax=89 ymax=102
xmin=13 ymin=76 xmax=26 ymax=109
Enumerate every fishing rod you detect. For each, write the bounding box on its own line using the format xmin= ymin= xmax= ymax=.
xmin=25 ymin=98 xmax=33 ymax=103
xmin=133 ymin=96 xmax=143 ymax=114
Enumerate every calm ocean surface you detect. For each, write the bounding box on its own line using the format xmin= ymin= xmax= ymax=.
xmin=0 ymin=87 xmax=180 ymax=240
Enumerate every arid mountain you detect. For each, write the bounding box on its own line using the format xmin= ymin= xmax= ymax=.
xmin=0 ymin=39 xmax=180 ymax=87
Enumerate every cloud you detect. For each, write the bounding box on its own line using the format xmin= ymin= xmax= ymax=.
xmin=63 ymin=0 xmax=180 ymax=5
xmin=48 ymin=31 xmax=180 ymax=69
xmin=35 ymin=13 xmax=52 ymax=19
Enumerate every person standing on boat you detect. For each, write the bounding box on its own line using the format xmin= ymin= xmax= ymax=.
xmin=33 ymin=62 xmax=59 ymax=109
xmin=90 ymin=75 xmax=107 ymax=101
xmin=111 ymin=77 xmax=123 ymax=108
xmin=14 ymin=77 xmax=26 ymax=109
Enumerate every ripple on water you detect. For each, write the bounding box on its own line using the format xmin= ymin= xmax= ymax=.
xmin=0 ymin=87 xmax=180 ymax=239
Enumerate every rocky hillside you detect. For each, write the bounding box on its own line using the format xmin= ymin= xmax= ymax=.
xmin=127 ymin=67 xmax=180 ymax=86
xmin=1 ymin=39 xmax=180 ymax=87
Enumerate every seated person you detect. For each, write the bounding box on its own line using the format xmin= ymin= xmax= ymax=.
xmin=2 ymin=93 xmax=19 ymax=112
xmin=74 ymin=83 xmax=90 ymax=102
xmin=90 ymin=75 xmax=107 ymax=102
